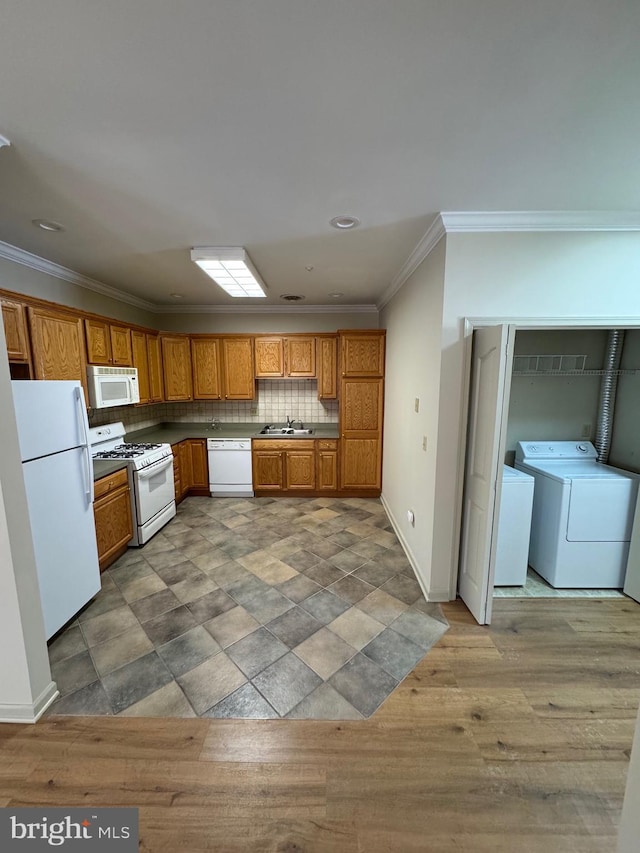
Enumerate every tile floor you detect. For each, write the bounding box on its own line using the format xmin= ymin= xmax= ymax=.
xmin=494 ymin=567 xmax=626 ymax=598
xmin=46 ymin=496 xmax=448 ymax=719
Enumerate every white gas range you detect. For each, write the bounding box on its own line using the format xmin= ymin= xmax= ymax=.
xmin=89 ymin=421 xmax=176 ymax=545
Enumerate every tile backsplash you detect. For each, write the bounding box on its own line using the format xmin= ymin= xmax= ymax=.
xmin=88 ymin=380 xmax=338 ymax=430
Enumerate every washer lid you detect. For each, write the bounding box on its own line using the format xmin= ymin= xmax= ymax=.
xmin=502 ymin=465 xmax=534 ymax=483
xmin=516 ymin=459 xmax=639 ymax=484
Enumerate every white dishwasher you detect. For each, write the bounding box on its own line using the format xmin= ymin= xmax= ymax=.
xmin=207 ymin=438 xmax=254 ymax=497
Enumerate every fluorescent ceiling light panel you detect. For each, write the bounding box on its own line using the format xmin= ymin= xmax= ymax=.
xmin=191 ymin=247 xmax=267 ymax=297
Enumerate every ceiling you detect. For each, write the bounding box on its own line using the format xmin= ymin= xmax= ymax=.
xmin=0 ymin=1 xmax=638 ymax=310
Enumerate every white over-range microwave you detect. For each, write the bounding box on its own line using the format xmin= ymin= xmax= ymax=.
xmin=87 ymin=365 xmax=140 ymax=408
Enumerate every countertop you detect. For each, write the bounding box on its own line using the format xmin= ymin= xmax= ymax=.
xmin=126 ymin=422 xmax=340 ymax=444
xmin=93 ymin=421 xmax=340 ymax=480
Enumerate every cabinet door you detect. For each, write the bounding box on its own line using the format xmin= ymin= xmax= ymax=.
xmin=317 ymin=336 xmax=337 ymax=399
xmin=222 ymin=337 xmax=255 ymax=399
xmin=340 ymin=378 xmax=383 ymax=490
xmin=317 ymin=441 xmax=338 ymax=491
xmin=110 ymin=325 xmax=133 ymax=365
xmin=161 ymin=335 xmax=193 ymax=401
xmin=255 ymin=337 xmax=284 ymax=378
xmin=192 ymin=338 xmax=222 ymax=399
xmin=252 ymin=451 xmax=284 ymax=490
xmin=147 ymin=334 xmax=164 ymax=402
xmin=94 ymin=484 xmax=133 ymax=571
xmin=189 ymin=439 xmax=209 ymax=488
xmin=178 ymin=440 xmax=193 ymax=496
xmin=29 ymin=307 xmax=87 ymax=397
xmin=286 ymin=336 xmax=316 ymax=377
xmin=131 ymin=330 xmax=150 ymax=403
xmin=286 ymin=449 xmax=316 ymax=489
xmin=2 ymin=299 xmax=30 ymax=362
xmin=341 ymin=331 xmax=385 ymax=377
xmin=85 ymin=318 xmax=112 ymax=365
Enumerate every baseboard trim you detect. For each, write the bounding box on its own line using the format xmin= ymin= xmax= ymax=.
xmin=0 ymin=680 xmax=59 ymax=724
xmin=380 ymin=495 xmax=429 ymax=602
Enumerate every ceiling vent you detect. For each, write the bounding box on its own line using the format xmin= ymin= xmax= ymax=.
xmin=280 ymin=294 xmax=305 ymax=302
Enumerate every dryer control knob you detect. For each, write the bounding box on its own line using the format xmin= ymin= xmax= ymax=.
xmin=577 ymin=443 xmax=589 ymax=452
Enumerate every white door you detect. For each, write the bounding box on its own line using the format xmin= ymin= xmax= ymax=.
xmin=459 ymin=324 xmax=514 ymax=624
xmin=624 ymin=493 xmax=640 ymax=603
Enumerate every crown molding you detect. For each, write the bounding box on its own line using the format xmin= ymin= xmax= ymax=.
xmin=0 ymin=240 xmax=156 ymax=311
xmin=440 ymin=210 xmax=640 ymax=232
xmin=153 ymin=303 xmax=379 ymax=314
xmin=377 ymin=215 xmax=446 ymax=310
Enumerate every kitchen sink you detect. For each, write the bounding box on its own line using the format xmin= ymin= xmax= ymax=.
xmin=259 ymin=427 xmax=314 ymax=435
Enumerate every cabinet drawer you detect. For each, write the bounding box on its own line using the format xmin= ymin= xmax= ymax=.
xmin=252 ymin=439 xmax=315 ymax=451
xmin=94 ymin=468 xmax=129 ymax=500
xmin=317 ymin=439 xmax=338 ymax=450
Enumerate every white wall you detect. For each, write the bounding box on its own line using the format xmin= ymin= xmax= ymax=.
xmin=610 ymin=330 xmax=640 ymax=474
xmin=0 ymin=319 xmax=57 ymax=722
xmin=0 ymin=256 xmax=156 ymax=328
xmin=505 ymin=329 xmax=607 ymax=464
xmin=158 ymin=310 xmax=379 ymax=334
xmin=379 ymin=237 xmax=446 ymax=597
xmin=434 ymin=231 xmax=640 ymax=598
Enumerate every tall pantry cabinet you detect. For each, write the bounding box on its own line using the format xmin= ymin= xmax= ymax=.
xmin=338 ymin=330 xmax=385 ymax=491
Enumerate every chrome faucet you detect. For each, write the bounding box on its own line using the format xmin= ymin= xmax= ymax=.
xmin=286 ymin=416 xmax=303 ymax=430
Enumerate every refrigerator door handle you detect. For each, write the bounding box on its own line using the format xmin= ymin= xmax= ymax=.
xmin=75 ymin=386 xmax=94 ymax=505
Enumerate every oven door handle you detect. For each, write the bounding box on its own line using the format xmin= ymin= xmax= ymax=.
xmin=137 ymin=456 xmax=174 ymax=480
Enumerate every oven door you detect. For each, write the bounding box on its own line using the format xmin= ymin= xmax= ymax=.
xmin=133 ymin=455 xmax=174 ymax=525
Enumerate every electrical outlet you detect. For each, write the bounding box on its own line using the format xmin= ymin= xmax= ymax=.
xmin=581 ymin=423 xmax=592 ymax=439
xmin=422 ymin=435 xmax=427 ymax=452
xmin=414 ymin=398 xmax=420 ymax=413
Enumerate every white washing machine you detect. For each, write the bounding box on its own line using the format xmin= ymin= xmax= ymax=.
xmin=515 ymin=441 xmax=640 ymax=588
xmin=494 ymin=465 xmax=535 ymax=586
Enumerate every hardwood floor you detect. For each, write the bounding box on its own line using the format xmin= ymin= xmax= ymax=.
xmin=2 ymin=597 xmax=639 ymax=851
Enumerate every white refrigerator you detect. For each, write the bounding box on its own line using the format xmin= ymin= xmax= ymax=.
xmin=11 ymin=380 xmax=100 ymax=639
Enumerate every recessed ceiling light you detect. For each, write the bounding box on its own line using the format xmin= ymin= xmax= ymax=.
xmin=280 ymin=294 xmax=305 ymax=302
xmin=330 ymin=215 xmax=360 ymax=230
xmin=32 ymin=219 xmax=65 ymax=232
xmin=330 ymin=292 xmax=344 ymax=298
xmin=170 ymin=293 xmax=184 ymax=299
xmin=191 ymin=246 xmax=267 ymax=298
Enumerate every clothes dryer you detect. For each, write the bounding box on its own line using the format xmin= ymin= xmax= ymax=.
xmin=515 ymin=441 xmax=639 ymax=588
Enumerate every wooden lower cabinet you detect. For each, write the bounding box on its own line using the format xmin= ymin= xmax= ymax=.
xmin=173 ymin=439 xmax=209 ymax=502
xmin=317 ymin=440 xmax=338 ymax=490
xmin=253 ymin=440 xmax=316 ymax=491
xmin=93 ymin=469 xmax=133 ymax=571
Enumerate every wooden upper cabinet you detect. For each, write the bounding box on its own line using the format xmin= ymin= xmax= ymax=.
xmin=147 ymin=334 xmax=163 ymax=402
xmin=86 ymin=319 xmax=133 ymax=366
xmin=317 ymin=336 xmax=338 ymax=399
xmin=85 ymin=318 xmax=112 ymax=365
xmin=286 ymin=336 xmax=316 ymax=377
xmin=192 ymin=338 xmax=223 ymax=399
xmin=221 ymin=337 xmax=255 ymax=399
xmin=2 ymin=299 xmax=30 ymax=362
xmin=161 ymin=335 xmax=193 ymax=401
xmin=110 ymin=325 xmax=133 ymax=365
xmin=255 ymin=337 xmax=284 ymax=378
xmin=28 ymin=306 xmax=87 ymax=396
xmin=340 ymin=331 xmax=385 ymax=377
xmin=131 ymin=330 xmax=150 ymax=403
